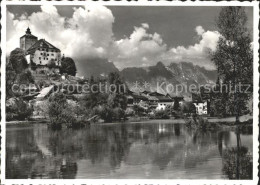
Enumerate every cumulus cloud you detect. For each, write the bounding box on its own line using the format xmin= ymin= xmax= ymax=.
xmin=6 ymin=5 xmax=114 ymax=59
xmin=161 ymin=29 xmax=221 ymax=69
xmin=195 ymin=25 xmax=205 ymax=36
xmin=7 ymin=5 xmax=220 ymax=71
xmin=110 ymin=23 xmax=167 ymax=68
xmin=112 ymin=24 xmax=220 ymax=70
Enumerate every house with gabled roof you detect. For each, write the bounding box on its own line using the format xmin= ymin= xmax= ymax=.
xmin=20 ymin=28 xmax=62 ymax=77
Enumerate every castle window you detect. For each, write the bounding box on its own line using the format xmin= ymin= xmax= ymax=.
xmin=41 ymin=53 xmax=43 ymax=55
xmin=39 ymin=57 xmax=41 ymax=60
xmin=47 ymin=54 xmax=49 ymax=56
xmin=47 ymin=58 xmax=48 ymax=60
xmin=44 ymin=58 xmax=45 ymax=60
xmin=40 ymin=61 xmax=42 ymax=64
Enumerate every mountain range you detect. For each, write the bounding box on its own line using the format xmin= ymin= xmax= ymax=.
xmin=120 ymin=61 xmax=217 ymax=96
xmin=76 ymin=58 xmax=217 ymax=96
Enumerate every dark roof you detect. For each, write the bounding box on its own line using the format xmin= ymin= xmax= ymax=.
xmin=171 ymin=96 xmax=184 ymax=100
xmin=141 ymin=90 xmax=151 ymax=95
xmin=156 ymin=96 xmax=172 ymax=102
xmin=21 ymin=34 xmax=37 ymax=39
xmin=20 ymin=27 xmax=37 ymax=39
xmin=27 ymin=39 xmax=60 ymax=52
xmin=131 ymin=93 xmax=148 ymax=101
xmin=149 ymin=92 xmax=164 ymax=96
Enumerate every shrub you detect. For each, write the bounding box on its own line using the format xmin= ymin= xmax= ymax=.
xmin=6 ymin=97 xmax=33 ymax=121
xmin=93 ymin=105 xmax=113 ymax=123
xmin=48 ymin=92 xmax=76 ymax=129
xmin=112 ymin=107 xmax=125 ymax=121
xmin=155 ymin=110 xmax=170 ymax=119
xmin=125 ymin=107 xmax=134 ymax=116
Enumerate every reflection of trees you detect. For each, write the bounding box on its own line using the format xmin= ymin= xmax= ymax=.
xmin=6 ymin=127 xmax=38 ymax=179
xmin=217 ymin=131 xmax=230 ymax=156
xmin=60 ymin=160 xmax=78 ymax=179
xmin=174 ymin=124 xmax=181 ymax=136
xmin=222 ymin=127 xmax=253 ymax=179
xmin=6 ymin=123 xmax=253 ymax=179
xmin=222 ymin=146 xmax=252 ymax=179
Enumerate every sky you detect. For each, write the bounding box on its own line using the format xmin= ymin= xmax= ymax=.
xmin=6 ymin=5 xmax=253 ymax=71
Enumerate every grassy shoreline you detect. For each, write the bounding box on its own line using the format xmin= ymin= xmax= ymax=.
xmin=5 ymin=115 xmax=252 ymax=126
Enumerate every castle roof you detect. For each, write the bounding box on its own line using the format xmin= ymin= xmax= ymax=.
xmin=27 ymin=39 xmax=60 ymax=53
xmin=20 ymin=27 xmax=37 ymax=39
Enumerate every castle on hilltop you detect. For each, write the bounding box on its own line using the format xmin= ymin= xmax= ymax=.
xmin=20 ymin=27 xmax=62 ymax=75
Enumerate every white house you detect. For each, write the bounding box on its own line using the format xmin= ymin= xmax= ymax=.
xmin=193 ymin=101 xmax=208 ymax=115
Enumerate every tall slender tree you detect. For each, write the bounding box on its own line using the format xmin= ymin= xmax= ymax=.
xmin=211 ymin=7 xmax=253 ymax=117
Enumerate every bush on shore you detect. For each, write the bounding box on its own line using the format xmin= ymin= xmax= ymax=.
xmin=48 ymin=92 xmax=77 ymax=129
xmin=6 ymin=97 xmax=33 ymax=121
xmin=154 ymin=110 xmax=170 ymax=119
xmin=185 ymin=115 xmax=220 ymax=131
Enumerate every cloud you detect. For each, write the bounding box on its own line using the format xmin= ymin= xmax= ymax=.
xmin=110 ymin=23 xmax=167 ymax=68
xmin=6 ymin=5 xmax=114 ymax=60
xmin=195 ymin=25 xmax=205 ymax=35
xmin=7 ymin=5 xmax=220 ymax=71
xmin=161 ymin=28 xmax=220 ymax=69
xmin=112 ymin=24 xmax=220 ymax=70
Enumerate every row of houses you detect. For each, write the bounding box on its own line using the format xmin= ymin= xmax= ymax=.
xmin=126 ymin=90 xmax=209 ymax=115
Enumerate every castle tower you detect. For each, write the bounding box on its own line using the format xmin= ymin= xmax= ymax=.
xmin=20 ymin=27 xmax=38 ymax=52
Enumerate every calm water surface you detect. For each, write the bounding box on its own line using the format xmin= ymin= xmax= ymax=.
xmin=6 ymin=122 xmax=252 ymax=179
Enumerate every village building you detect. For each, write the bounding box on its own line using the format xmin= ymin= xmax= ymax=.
xmin=193 ymin=101 xmax=208 ymax=115
xmin=192 ymin=93 xmax=210 ymax=115
xmin=147 ymin=92 xmax=173 ymax=111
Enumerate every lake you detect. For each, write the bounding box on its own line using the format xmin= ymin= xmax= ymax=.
xmin=6 ymin=122 xmax=253 ymax=179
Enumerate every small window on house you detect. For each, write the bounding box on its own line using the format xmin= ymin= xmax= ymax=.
xmin=52 ymin=54 xmax=54 ymax=56
xmin=40 ymin=61 xmax=42 ymax=64
xmin=39 ymin=57 xmax=41 ymax=60
xmin=47 ymin=54 xmax=49 ymax=56
xmin=47 ymin=58 xmax=48 ymax=60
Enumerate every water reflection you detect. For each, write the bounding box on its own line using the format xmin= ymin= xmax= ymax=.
xmin=6 ymin=123 xmax=253 ymax=179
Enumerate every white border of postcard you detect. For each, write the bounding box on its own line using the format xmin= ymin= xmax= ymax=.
xmin=1 ymin=0 xmax=259 ymax=185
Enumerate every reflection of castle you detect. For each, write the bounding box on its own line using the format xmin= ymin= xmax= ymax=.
xmin=20 ymin=27 xmax=61 ymax=75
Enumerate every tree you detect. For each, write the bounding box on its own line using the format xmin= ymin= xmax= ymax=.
xmin=16 ymin=69 xmax=34 ymax=85
xmin=6 ymin=97 xmax=33 ymax=121
xmin=60 ymin=57 xmax=77 ymax=76
xmin=108 ymin=72 xmax=126 ymax=93
xmin=6 ymin=49 xmax=34 ymax=98
xmin=211 ymin=7 xmax=253 ymax=117
xmin=6 ymin=61 xmax=17 ymax=98
xmin=48 ymin=92 xmax=76 ymax=128
xmin=47 ymin=59 xmax=56 ymax=68
xmin=9 ymin=48 xmax=28 ymax=73
xmin=180 ymin=102 xmax=196 ymax=114
xmin=82 ymin=72 xmax=128 ymax=122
